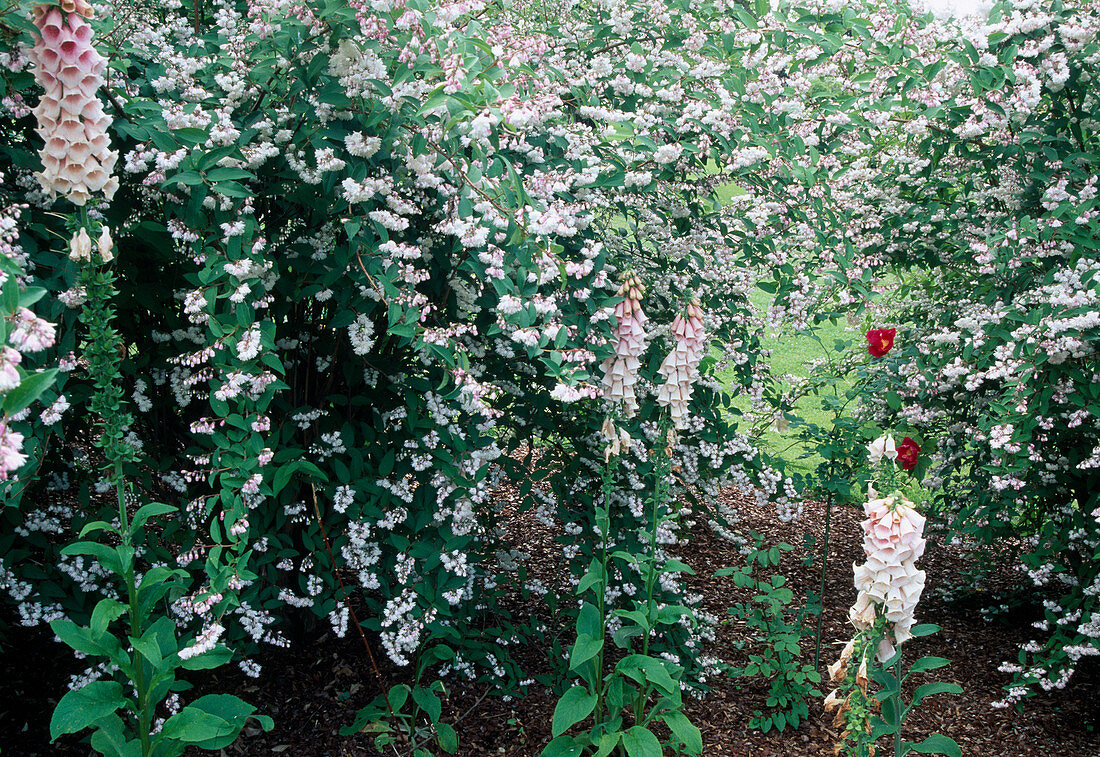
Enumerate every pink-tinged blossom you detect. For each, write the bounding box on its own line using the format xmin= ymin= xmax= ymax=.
xmin=600 ymin=274 xmax=647 ymax=417
xmin=0 ymin=423 xmax=27 ymax=479
xmin=0 ymin=346 xmax=21 ymax=392
xmin=849 ymin=496 xmax=927 ymax=661
xmin=29 ymin=4 xmax=118 ymax=205
xmin=9 ymin=308 xmax=56 ymax=352
xmin=657 ymin=300 xmax=706 ymax=429
xmin=40 ymin=395 xmax=69 ymax=425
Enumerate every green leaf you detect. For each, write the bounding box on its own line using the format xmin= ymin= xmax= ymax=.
xmin=908 ymin=656 xmax=951 ymax=674
xmin=88 ymin=714 xmax=142 ymax=757
xmin=131 ymin=502 xmax=178 ymax=533
xmin=79 ymin=520 xmax=119 ymax=538
xmin=163 ymin=694 xmax=270 ymax=749
xmin=50 ymin=680 xmax=126 ymax=739
xmin=663 ymin=711 xmax=702 ymax=755
xmin=18 ymin=286 xmax=47 ymax=308
xmin=205 ymin=167 xmax=255 ymax=182
xmin=576 ymin=602 xmax=602 ymax=639
xmin=551 ymin=686 xmax=596 ymax=737
xmin=51 ymin=618 xmax=121 ymax=658
xmin=569 ymin=634 xmax=603 ymax=671
xmin=540 ymin=735 xmax=585 ymax=757
xmin=90 ymin=599 xmax=127 ymax=640
xmin=621 ymin=725 xmax=663 ymax=757
xmin=436 ymin=722 xmax=458 ymax=753
xmin=4 ymin=368 xmax=58 ymax=414
xmin=593 ymin=732 xmax=621 ymax=757
xmin=410 ymin=686 xmax=442 ymax=724
xmin=909 ymin=682 xmax=964 ymax=711
xmin=615 ymin=655 xmax=678 ymax=695
xmin=910 ymin=734 xmax=962 ymax=757
xmin=60 ymin=541 xmax=123 ymax=574
xmin=179 ymin=644 xmax=233 ymax=670
xmin=158 ymin=709 xmax=235 ymax=745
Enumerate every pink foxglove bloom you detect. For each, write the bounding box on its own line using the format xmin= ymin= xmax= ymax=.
xmin=0 ymin=423 xmax=27 ymax=479
xmin=849 ymin=495 xmax=927 ymax=661
xmin=29 ymin=4 xmax=118 ymax=206
xmin=600 ymin=274 xmax=647 ymax=417
xmin=0 ymin=346 xmax=21 ymax=392
xmin=657 ymin=300 xmax=705 ymax=429
xmin=9 ymin=307 xmax=57 ymax=352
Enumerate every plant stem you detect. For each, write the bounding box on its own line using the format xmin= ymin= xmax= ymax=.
xmin=894 ymin=650 xmax=904 ymax=757
xmin=637 ymin=427 xmax=670 ymax=718
xmin=813 ymin=460 xmax=834 ymax=671
xmin=594 ymin=464 xmax=613 ymax=720
xmin=116 ymin=465 xmax=151 ymax=756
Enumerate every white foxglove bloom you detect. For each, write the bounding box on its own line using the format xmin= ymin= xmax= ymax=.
xmin=849 ymin=496 xmax=927 ymax=661
xmin=97 ymin=225 xmax=113 ymax=262
xmin=867 ymin=434 xmax=897 ymax=465
xmin=69 ymin=228 xmax=92 ymax=262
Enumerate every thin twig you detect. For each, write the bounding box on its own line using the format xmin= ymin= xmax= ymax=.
xmin=307 ymin=483 xmax=406 ymax=748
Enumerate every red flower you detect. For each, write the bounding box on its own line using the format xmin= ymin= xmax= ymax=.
xmin=896 ymin=437 xmax=920 ymax=471
xmin=866 ymin=328 xmax=896 ymax=358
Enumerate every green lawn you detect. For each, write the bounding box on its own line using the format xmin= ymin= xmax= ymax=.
xmin=720 ymin=286 xmax=857 ymax=480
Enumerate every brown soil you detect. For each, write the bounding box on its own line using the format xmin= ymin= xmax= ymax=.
xmin=3 ymin=486 xmax=1099 ymax=757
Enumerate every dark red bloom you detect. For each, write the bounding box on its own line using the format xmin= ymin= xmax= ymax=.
xmin=866 ymin=328 xmax=896 ymax=358
xmin=896 ymin=437 xmax=920 ymax=471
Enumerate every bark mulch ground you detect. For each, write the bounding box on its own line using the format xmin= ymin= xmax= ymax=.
xmin=3 ymin=485 xmax=1099 ymax=756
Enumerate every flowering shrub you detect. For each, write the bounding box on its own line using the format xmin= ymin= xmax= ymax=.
xmin=2 ymin=0 xmax=1096 ymax=750
xmin=740 ymin=0 xmax=1100 ymax=707
xmin=0 ymin=0 xmax=829 ymax=739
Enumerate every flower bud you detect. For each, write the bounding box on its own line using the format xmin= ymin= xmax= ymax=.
xmin=97 ymin=225 xmax=113 ymax=262
xmin=69 ymin=228 xmax=92 ymax=262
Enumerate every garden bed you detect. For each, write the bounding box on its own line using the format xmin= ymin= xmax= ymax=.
xmin=4 ymin=486 xmax=1097 ymax=756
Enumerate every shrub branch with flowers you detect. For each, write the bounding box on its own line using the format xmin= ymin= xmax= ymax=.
xmin=1 ymin=0 xmax=1099 ymax=752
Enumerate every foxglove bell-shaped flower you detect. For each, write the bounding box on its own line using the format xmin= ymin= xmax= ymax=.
xmin=849 ymin=495 xmax=927 ymax=662
xmin=867 ymin=434 xmax=897 ymax=465
xmin=657 ymin=299 xmax=706 ymax=429
xmin=97 ymin=225 xmax=113 ymax=261
xmin=69 ymin=227 xmax=91 ymax=262
xmin=29 ymin=4 xmax=118 ymax=205
xmin=600 ymin=274 xmax=647 ymax=417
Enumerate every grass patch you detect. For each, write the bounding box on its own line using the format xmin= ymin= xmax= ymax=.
xmin=721 ymin=287 xmax=857 ymax=479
